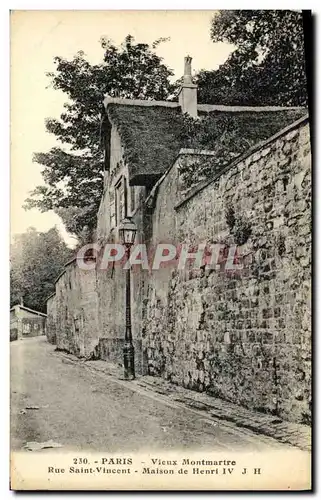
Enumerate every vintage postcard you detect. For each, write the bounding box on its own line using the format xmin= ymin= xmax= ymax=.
xmin=10 ymin=9 xmax=312 ymax=491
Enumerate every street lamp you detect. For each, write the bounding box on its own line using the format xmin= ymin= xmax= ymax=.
xmin=119 ymin=217 xmax=137 ymax=380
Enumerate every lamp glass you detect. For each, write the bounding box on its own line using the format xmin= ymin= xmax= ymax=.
xmin=119 ymin=217 xmax=137 ymax=246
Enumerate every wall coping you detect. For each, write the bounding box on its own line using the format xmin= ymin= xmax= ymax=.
xmin=174 ymin=113 xmax=309 ymax=210
xmin=53 ymin=255 xmax=97 ymax=285
xmin=64 ymin=256 xmax=78 ymax=268
xmin=104 ymin=96 xmax=305 ymax=114
xmin=144 ymin=149 xmax=220 ymax=209
xmin=53 ymin=257 xmax=78 ymax=285
xmin=54 ymin=269 xmax=67 ymax=285
xmin=45 ymin=292 xmax=56 ymax=302
xmin=49 ymin=254 xmax=96 ymax=302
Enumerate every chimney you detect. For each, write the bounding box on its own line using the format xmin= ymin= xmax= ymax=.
xmin=178 ymin=55 xmax=198 ymax=118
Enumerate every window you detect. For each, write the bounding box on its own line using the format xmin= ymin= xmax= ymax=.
xmin=130 ymin=186 xmax=136 ymax=213
xmin=109 ymin=189 xmax=116 ymax=228
xmin=115 ymin=176 xmax=128 ymax=226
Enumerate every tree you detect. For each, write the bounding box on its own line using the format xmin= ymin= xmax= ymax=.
xmin=10 ymin=227 xmax=73 ymax=312
xmin=24 ymin=36 xmax=176 ymax=240
xmin=197 ymin=10 xmax=308 ymax=106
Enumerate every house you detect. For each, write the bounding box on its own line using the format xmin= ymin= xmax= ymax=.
xmin=47 ymin=57 xmax=311 ymax=424
xmin=10 ymin=302 xmax=47 ymax=341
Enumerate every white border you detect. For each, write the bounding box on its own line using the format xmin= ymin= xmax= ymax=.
xmin=3 ymin=4 xmax=319 ymax=499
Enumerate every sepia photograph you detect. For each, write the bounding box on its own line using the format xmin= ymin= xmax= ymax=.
xmin=10 ymin=9 xmax=312 ymax=491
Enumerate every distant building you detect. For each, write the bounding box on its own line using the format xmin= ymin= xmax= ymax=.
xmin=10 ymin=303 xmax=47 ymax=341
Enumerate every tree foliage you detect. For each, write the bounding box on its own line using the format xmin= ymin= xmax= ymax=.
xmin=197 ymin=10 xmax=308 ymax=106
xmin=24 ymin=35 xmax=176 ymax=239
xmin=10 ymin=227 xmax=73 ymax=312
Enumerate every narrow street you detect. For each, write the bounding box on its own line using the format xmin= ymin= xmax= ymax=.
xmin=11 ymin=337 xmax=294 ymax=453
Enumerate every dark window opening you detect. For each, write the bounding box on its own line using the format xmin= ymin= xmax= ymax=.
xmin=115 ymin=176 xmax=128 ymax=225
xmin=130 ymin=186 xmax=135 ymax=212
xmin=283 ymin=177 xmax=289 ymax=192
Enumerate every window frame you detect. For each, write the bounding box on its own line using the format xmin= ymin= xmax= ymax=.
xmin=114 ymin=176 xmax=128 ymax=226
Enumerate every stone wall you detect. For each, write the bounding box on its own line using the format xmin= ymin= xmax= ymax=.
xmin=10 ymin=309 xmax=19 ymax=341
xmin=46 ymin=294 xmax=57 ymax=344
xmin=143 ymin=117 xmax=311 ymax=424
xmin=48 ymin=114 xmax=311 ymax=425
xmin=52 ymin=258 xmax=99 ymax=358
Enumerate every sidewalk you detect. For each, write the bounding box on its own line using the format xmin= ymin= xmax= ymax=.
xmin=55 ymin=350 xmax=311 ymax=453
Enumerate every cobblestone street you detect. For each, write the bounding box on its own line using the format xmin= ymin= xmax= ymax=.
xmin=11 ymin=337 xmax=307 ymax=454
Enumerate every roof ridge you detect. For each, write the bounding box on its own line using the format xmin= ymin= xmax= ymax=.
xmin=104 ymin=97 xmax=179 ymax=109
xmin=10 ymin=304 xmax=47 ymax=317
xmin=178 ymin=149 xmax=217 ymax=156
xmin=104 ymin=96 xmax=306 ymax=113
xmin=198 ymin=104 xmax=306 ymax=113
